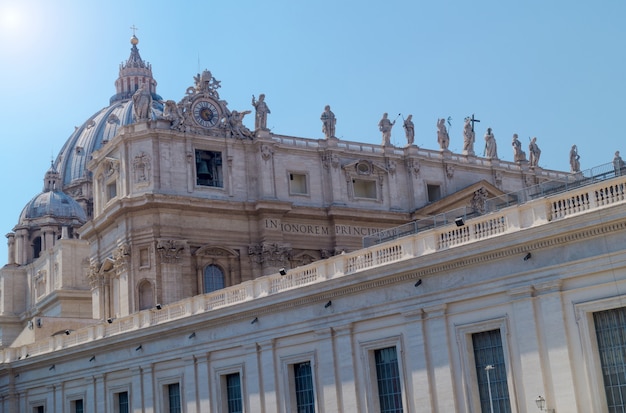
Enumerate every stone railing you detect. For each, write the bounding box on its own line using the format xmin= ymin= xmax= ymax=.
xmin=4 ymin=175 xmax=626 ymax=363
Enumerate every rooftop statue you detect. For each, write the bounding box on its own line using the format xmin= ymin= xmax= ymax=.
xmin=463 ymin=117 xmax=475 ymax=155
xmin=403 ymin=114 xmax=415 ymax=146
xmin=321 ymin=105 xmax=336 ymax=139
xmin=484 ymin=127 xmax=498 ymax=159
xmin=379 ymin=113 xmax=395 ymax=146
xmin=252 ymin=94 xmax=271 ymax=131
xmin=512 ymin=134 xmax=526 ymax=163
xmin=570 ymin=145 xmax=580 ymax=173
xmin=529 ymin=137 xmax=541 ymax=167
xmin=132 ymin=85 xmax=152 ymax=121
xmin=228 ymin=110 xmax=253 ymax=139
xmin=437 ymin=118 xmax=449 ymax=150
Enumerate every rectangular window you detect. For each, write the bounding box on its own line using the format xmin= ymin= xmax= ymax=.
xmin=427 ymin=184 xmax=441 ymax=202
xmin=594 ymin=307 xmax=626 ymax=411
xmin=374 ymin=346 xmax=404 ymax=413
xmin=116 ymin=391 xmax=129 ymax=413
xmin=167 ymin=383 xmax=181 ymax=413
xmin=472 ymin=329 xmax=512 ymax=413
xmin=226 ymin=373 xmax=243 ymax=413
xmin=71 ymin=399 xmax=84 ymax=413
xmin=353 ymin=179 xmax=377 ymax=199
xmin=195 ymin=149 xmax=223 ymax=188
xmin=289 ymin=173 xmax=308 ymax=195
xmin=34 ymin=407 xmax=44 ymax=413
xmin=107 ymin=181 xmax=117 ymax=201
xmin=293 ymin=361 xmax=315 ymax=413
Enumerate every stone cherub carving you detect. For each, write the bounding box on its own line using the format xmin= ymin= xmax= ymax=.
xmin=321 ymin=105 xmax=336 ymax=139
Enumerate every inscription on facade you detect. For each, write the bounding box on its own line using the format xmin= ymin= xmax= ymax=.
xmin=264 ymin=219 xmax=383 ymax=237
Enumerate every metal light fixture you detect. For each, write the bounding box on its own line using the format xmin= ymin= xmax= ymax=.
xmin=188 ymin=332 xmax=196 ymax=339
xmin=414 ymin=279 xmax=422 ymax=287
xmin=454 ymin=217 xmax=465 ymax=227
xmin=135 ymin=344 xmax=143 ymax=351
xmin=524 ymin=252 xmax=532 ymax=261
xmin=279 ymin=268 xmax=286 ymax=276
xmin=535 ymin=395 xmax=554 ymax=412
xmin=324 ymin=300 xmax=332 ymax=308
xmin=155 ymin=304 xmax=162 ymax=310
xmin=251 ymin=317 xmax=258 ymax=324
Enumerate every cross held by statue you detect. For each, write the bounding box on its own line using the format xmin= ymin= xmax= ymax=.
xmin=470 ymin=114 xmax=480 ymax=132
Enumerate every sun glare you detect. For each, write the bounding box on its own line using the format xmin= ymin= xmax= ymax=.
xmin=0 ymin=7 xmax=21 ymax=31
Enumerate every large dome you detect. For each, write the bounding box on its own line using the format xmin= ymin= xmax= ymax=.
xmin=54 ymin=35 xmax=162 ymax=191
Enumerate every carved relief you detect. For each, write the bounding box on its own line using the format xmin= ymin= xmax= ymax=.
xmin=104 ymin=158 xmax=120 ymax=177
xmin=248 ymin=242 xmax=291 ymax=266
xmin=87 ymin=260 xmax=102 ymax=288
xmin=470 ymin=187 xmax=488 ymax=214
xmin=387 ymin=160 xmax=397 ymax=176
xmin=322 ymin=151 xmax=340 ymax=169
xmin=407 ymin=159 xmax=420 ymax=177
xmin=113 ymin=243 xmax=131 ymax=273
xmin=446 ymin=164 xmax=455 ymax=179
xmin=260 ymin=144 xmax=273 ymax=161
xmin=133 ymin=152 xmax=151 ymax=183
xmin=494 ymin=170 xmax=503 ymax=187
xmin=156 ymin=239 xmax=188 ymax=264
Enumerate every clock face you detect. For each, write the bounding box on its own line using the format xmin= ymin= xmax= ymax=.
xmin=192 ymin=99 xmax=220 ymax=128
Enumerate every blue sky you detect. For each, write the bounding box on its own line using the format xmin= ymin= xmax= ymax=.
xmin=0 ymin=0 xmax=624 ymax=266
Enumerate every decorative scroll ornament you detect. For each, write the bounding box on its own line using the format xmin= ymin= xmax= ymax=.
xmin=248 ymin=242 xmax=291 ymax=266
xmin=112 ymin=243 xmax=131 ymax=273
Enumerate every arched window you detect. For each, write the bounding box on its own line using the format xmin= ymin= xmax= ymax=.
xmin=203 ymin=265 xmax=225 ymax=294
xmin=138 ymin=280 xmax=155 ymax=310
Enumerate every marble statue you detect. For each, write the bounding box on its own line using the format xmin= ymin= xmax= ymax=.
xmin=484 ymin=128 xmax=498 ymax=159
xmin=161 ymin=100 xmax=183 ymax=130
xmin=132 ymin=85 xmax=152 ymax=121
xmin=320 ymin=105 xmax=336 ymax=139
xmin=252 ymin=94 xmax=270 ymax=131
xmin=403 ymin=114 xmax=415 ymax=146
xmin=437 ymin=118 xmax=449 ymax=150
xmin=570 ymin=145 xmax=580 ymax=173
xmin=529 ymin=137 xmax=541 ymax=167
xmin=463 ymin=117 xmax=475 ymax=155
xmin=512 ymin=134 xmax=526 ymax=163
xmin=228 ymin=110 xmax=253 ymax=138
xmin=614 ymin=151 xmax=625 ymax=176
xmin=379 ymin=113 xmax=395 ymax=146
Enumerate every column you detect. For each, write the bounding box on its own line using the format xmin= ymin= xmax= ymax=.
xmin=508 ymin=286 xmax=545 ymax=413
xmin=423 ymin=304 xmax=457 ymax=412
xmin=183 ymin=356 xmax=198 ymax=413
xmin=94 ymin=375 xmax=106 ymax=413
xmin=196 ymin=354 xmax=211 ymax=413
xmin=84 ymin=377 xmax=95 ymax=413
xmin=7 ymin=233 xmax=15 ymax=265
xmin=142 ymin=365 xmax=155 ymax=413
xmin=536 ymin=280 xmax=579 ymax=412
xmin=315 ymin=328 xmax=339 ymax=411
xmin=131 ymin=367 xmax=143 ymax=412
xmin=244 ymin=343 xmax=262 ymax=413
xmin=403 ymin=309 xmax=433 ymax=413
xmin=332 ymin=324 xmax=359 ymax=412
xmin=258 ymin=339 xmax=278 ymax=412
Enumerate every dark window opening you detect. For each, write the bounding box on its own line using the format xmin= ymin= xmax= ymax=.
xmin=195 ymin=150 xmax=223 ymax=188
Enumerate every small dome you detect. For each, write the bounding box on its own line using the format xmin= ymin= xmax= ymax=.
xmin=19 ymin=190 xmax=87 ymax=224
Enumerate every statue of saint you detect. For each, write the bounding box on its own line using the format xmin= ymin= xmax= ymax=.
xmin=529 ymin=137 xmax=541 ymax=167
xmin=614 ymin=151 xmax=625 ymax=176
xmin=132 ymin=85 xmax=152 ymax=121
xmin=569 ymin=145 xmax=580 ymax=173
xmin=484 ymin=128 xmax=498 ymax=159
xmin=379 ymin=113 xmax=395 ymax=146
xmin=463 ymin=117 xmax=475 ymax=155
xmin=251 ymin=94 xmax=270 ymax=131
xmin=511 ymin=134 xmax=526 ymax=163
xmin=320 ymin=105 xmax=336 ymax=139
xmin=437 ymin=118 xmax=449 ymax=150
xmin=403 ymin=114 xmax=415 ymax=146
xmin=228 ymin=110 xmax=253 ymax=138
